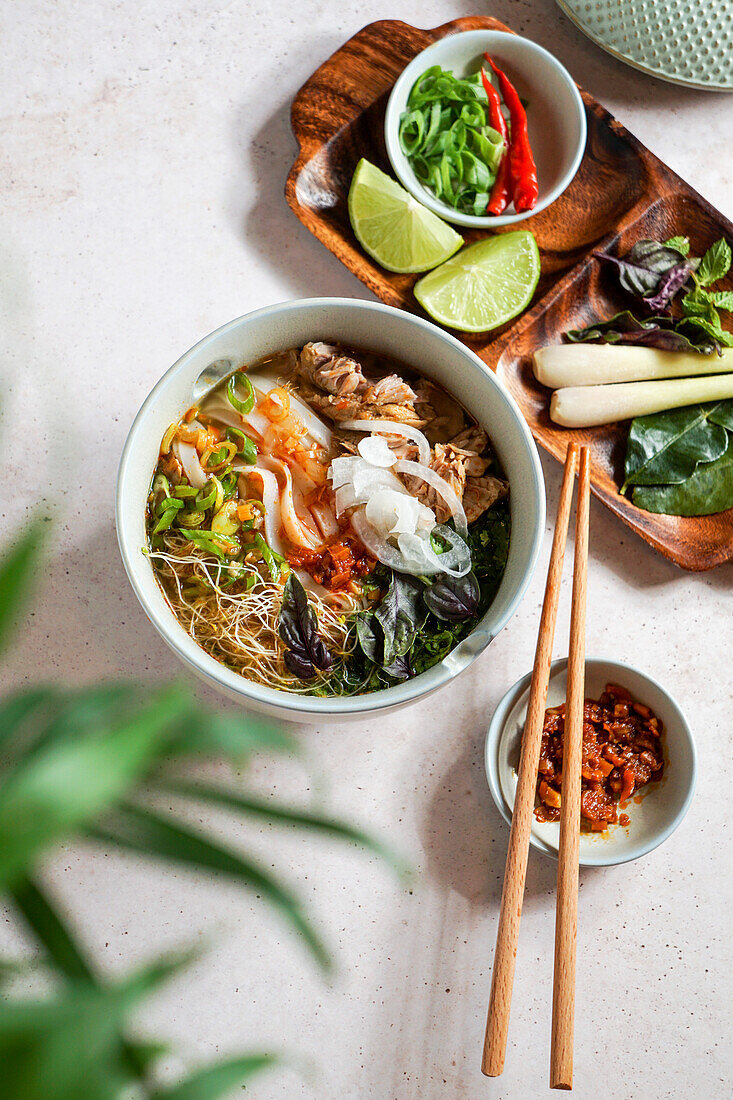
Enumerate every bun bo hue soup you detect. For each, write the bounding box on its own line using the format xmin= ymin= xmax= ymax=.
xmin=146 ymin=342 xmax=511 ymax=695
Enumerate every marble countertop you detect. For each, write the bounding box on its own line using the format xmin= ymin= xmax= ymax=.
xmin=2 ymin=1 xmax=731 ymax=1097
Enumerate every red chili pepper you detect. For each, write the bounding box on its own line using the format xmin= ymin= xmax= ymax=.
xmin=485 ymin=54 xmax=539 ymax=213
xmin=480 ymin=67 xmax=511 ymax=216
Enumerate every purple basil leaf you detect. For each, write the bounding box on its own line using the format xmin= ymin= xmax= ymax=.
xmin=644 ymin=261 xmax=695 ymax=312
xmin=423 ymin=571 xmax=480 ymax=622
xmin=565 ymin=311 xmax=715 ymax=353
xmin=596 ymin=238 xmax=690 ymax=301
xmin=278 ymin=573 xmax=332 ymax=680
xmin=382 ymin=652 xmax=413 ymax=681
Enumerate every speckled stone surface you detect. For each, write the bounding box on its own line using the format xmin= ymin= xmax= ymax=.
xmin=1 ymin=2 xmax=731 ymax=1098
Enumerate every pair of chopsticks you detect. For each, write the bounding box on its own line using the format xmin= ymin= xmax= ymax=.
xmin=482 ymin=442 xmax=590 ymax=1090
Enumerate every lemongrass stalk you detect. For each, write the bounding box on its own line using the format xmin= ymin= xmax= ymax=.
xmin=550 ymin=373 xmax=733 ymax=428
xmin=534 ymin=344 xmax=733 ymax=389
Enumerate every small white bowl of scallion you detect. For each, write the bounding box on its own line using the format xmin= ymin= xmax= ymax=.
xmin=384 ymin=29 xmax=586 ymax=228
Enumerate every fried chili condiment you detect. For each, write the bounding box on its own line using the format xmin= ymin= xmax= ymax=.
xmin=535 ymin=683 xmax=664 ymax=831
xmin=287 ymin=536 xmax=376 ymax=591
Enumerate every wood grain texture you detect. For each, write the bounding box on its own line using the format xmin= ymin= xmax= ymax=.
xmin=550 ymin=446 xmax=590 ymax=1091
xmin=286 ymin=17 xmax=733 ymax=570
xmin=482 ymin=444 xmax=579 ymax=1079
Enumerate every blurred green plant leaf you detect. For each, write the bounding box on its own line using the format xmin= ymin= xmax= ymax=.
xmin=89 ymin=802 xmax=331 ymax=971
xmin=170 ymin=709 xmax=297 ymax=758
xmin=152 ymin=1054 xmax=277 ymax=1099
xmin=0 ymin=518 xmax=47 ymax=656
xmin=0 ymin=953 xmax=188 ymax=1100
xmin=0 ymin=688 xmax=189 ymax=887
xmin=161 ymin=781 xmax=407 ymax=874
xmin=11 ymin=877 xmax=94 ymax=983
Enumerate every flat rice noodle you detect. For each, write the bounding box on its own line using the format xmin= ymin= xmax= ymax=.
xmin=394 ymin=458 xmax=468 ymax=538
xmin=257 ymin=455 xmax=322 ymax=550
xmin=340 ymin=419 xmax=431 ymax=466
xmin=173 ymin=437 xmax=208 ymax=489
xmin=310 ymin=499 xmax=340 ymax=541
xmin=239 ymin=465 xmax=285 ymax=558
xmin=250 ymin=369 xmax=332 ymax=450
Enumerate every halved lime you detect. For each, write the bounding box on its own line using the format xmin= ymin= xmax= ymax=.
xmin=348 ymin=159 xmax=463 ymax=274
xmin=414 ymin=231 xmax=541 ymax=332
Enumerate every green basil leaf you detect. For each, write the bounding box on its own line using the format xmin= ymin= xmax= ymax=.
xmin=374 ymin=573 xmax=425 ymax=666
xmin=696 ymin=238 xmax=732 ymax=287
xmin=663 ymin=235 xmax=690 ymax=256
xmin=709 ymin=290 xmax=733 ymax=311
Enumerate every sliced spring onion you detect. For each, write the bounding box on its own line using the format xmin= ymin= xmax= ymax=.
xmin=173 ymin=484 xmax=198 ymax=499
xmin=398 ymin=66 xmax=505 ymax=216
xmin=195 ymin=482 xmax=217 ymax=511
xmin=153 ymin=473 xmax=171 ymax=498
xmin=249 ymin=532 xmax=287 ymax=581
xmin=219 ymin=470 xmax=238 ymax=499
xmin=211 ymin=500 xmax=240 ymax=537
xmin=177 ymin=509 xmax=207 ymax=528
xmin=179 ymin=528 xmax=239 ymax=558
xmin=226 ymin=370 xmax=255 ymax=414
xmin=152 ymin=497 xmax=184 ymax=534
xmin=226 ymin=426 xmax=257 ymax=464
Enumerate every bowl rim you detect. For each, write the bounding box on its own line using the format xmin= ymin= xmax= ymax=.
xmin=484 ymin=655 xmax=697 ymax=866
xmin=384 ymin=28 xmax=588 ymax=229
xmin=116 ymin=296 xmax=546 ymax=717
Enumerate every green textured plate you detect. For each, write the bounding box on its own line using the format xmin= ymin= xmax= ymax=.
xmin=556 ymin=0 xmax=733 ymax=90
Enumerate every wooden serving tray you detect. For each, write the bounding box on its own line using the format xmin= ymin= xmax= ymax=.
xmin=286 ymin=16 xmax=733 ymax=570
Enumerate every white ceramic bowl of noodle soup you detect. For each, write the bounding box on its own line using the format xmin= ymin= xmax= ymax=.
xmin=116 ymin=298 xmax=545 ymax=722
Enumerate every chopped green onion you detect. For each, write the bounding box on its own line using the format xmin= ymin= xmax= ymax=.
xmin=177 ymin=509 xmax=207 ymax=528
xmin=173 ymin=483 xmax=198 ymax=498
xmin=179 ymin=528 xmax=239 ymax=559
xmin=152 ymin=497 xmax=184 ymax=534
xmin=249 ymin=532 xmax=287 ymax=581
xmin=219 ymin=470 xmax=238 ymax=500
xmin=398 ymin=65 xmax=505 ymax=216
xmin=195 ymin=483 xmax=217 ymax=511
xmin=226 ymin=427 xmax=257 ymax=464
xmin=226 ymin=370 xmax=255 ymax=414
xmin=206 ymin=445 xmax=229 ymax=468
xmin=153 ymin=473 xmax=171 ymax=498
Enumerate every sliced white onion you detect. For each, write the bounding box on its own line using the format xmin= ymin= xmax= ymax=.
xmin=173 ymin=438 xmax=208 ymax=489
xmin=357 ymin=435 xmax=397 ymax=467
xmin=340 ymin=419 xmax=431 ymax=466
xmin=394 ymin=458 xmax=467 ymax=538
xmin=398 ymin=526 xmax=471 ymax=578
xmin=365 ymin=489 xmax=433 ymax=537
xmin=350 ymin=508 xmax=439 ymax=576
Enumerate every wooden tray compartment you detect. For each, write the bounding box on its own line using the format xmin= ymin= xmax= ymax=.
xmin=286 ymin=16 xmax=733 ymax=570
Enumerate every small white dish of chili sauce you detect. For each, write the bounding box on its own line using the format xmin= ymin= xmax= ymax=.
xmin=485 ymin=657 xmax=696 ymax=866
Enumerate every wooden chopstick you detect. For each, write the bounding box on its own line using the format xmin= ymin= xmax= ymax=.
xmin=482 ymin=443 xmax=580 ymax=1078
xmin=550 ymin=444 xmax=590 ymax=1091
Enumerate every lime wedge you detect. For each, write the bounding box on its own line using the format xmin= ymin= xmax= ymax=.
xmin=348 ymin=159 xmax=463 ymax=274
xmin=414 ymin=231 xmax=541 ymax=332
